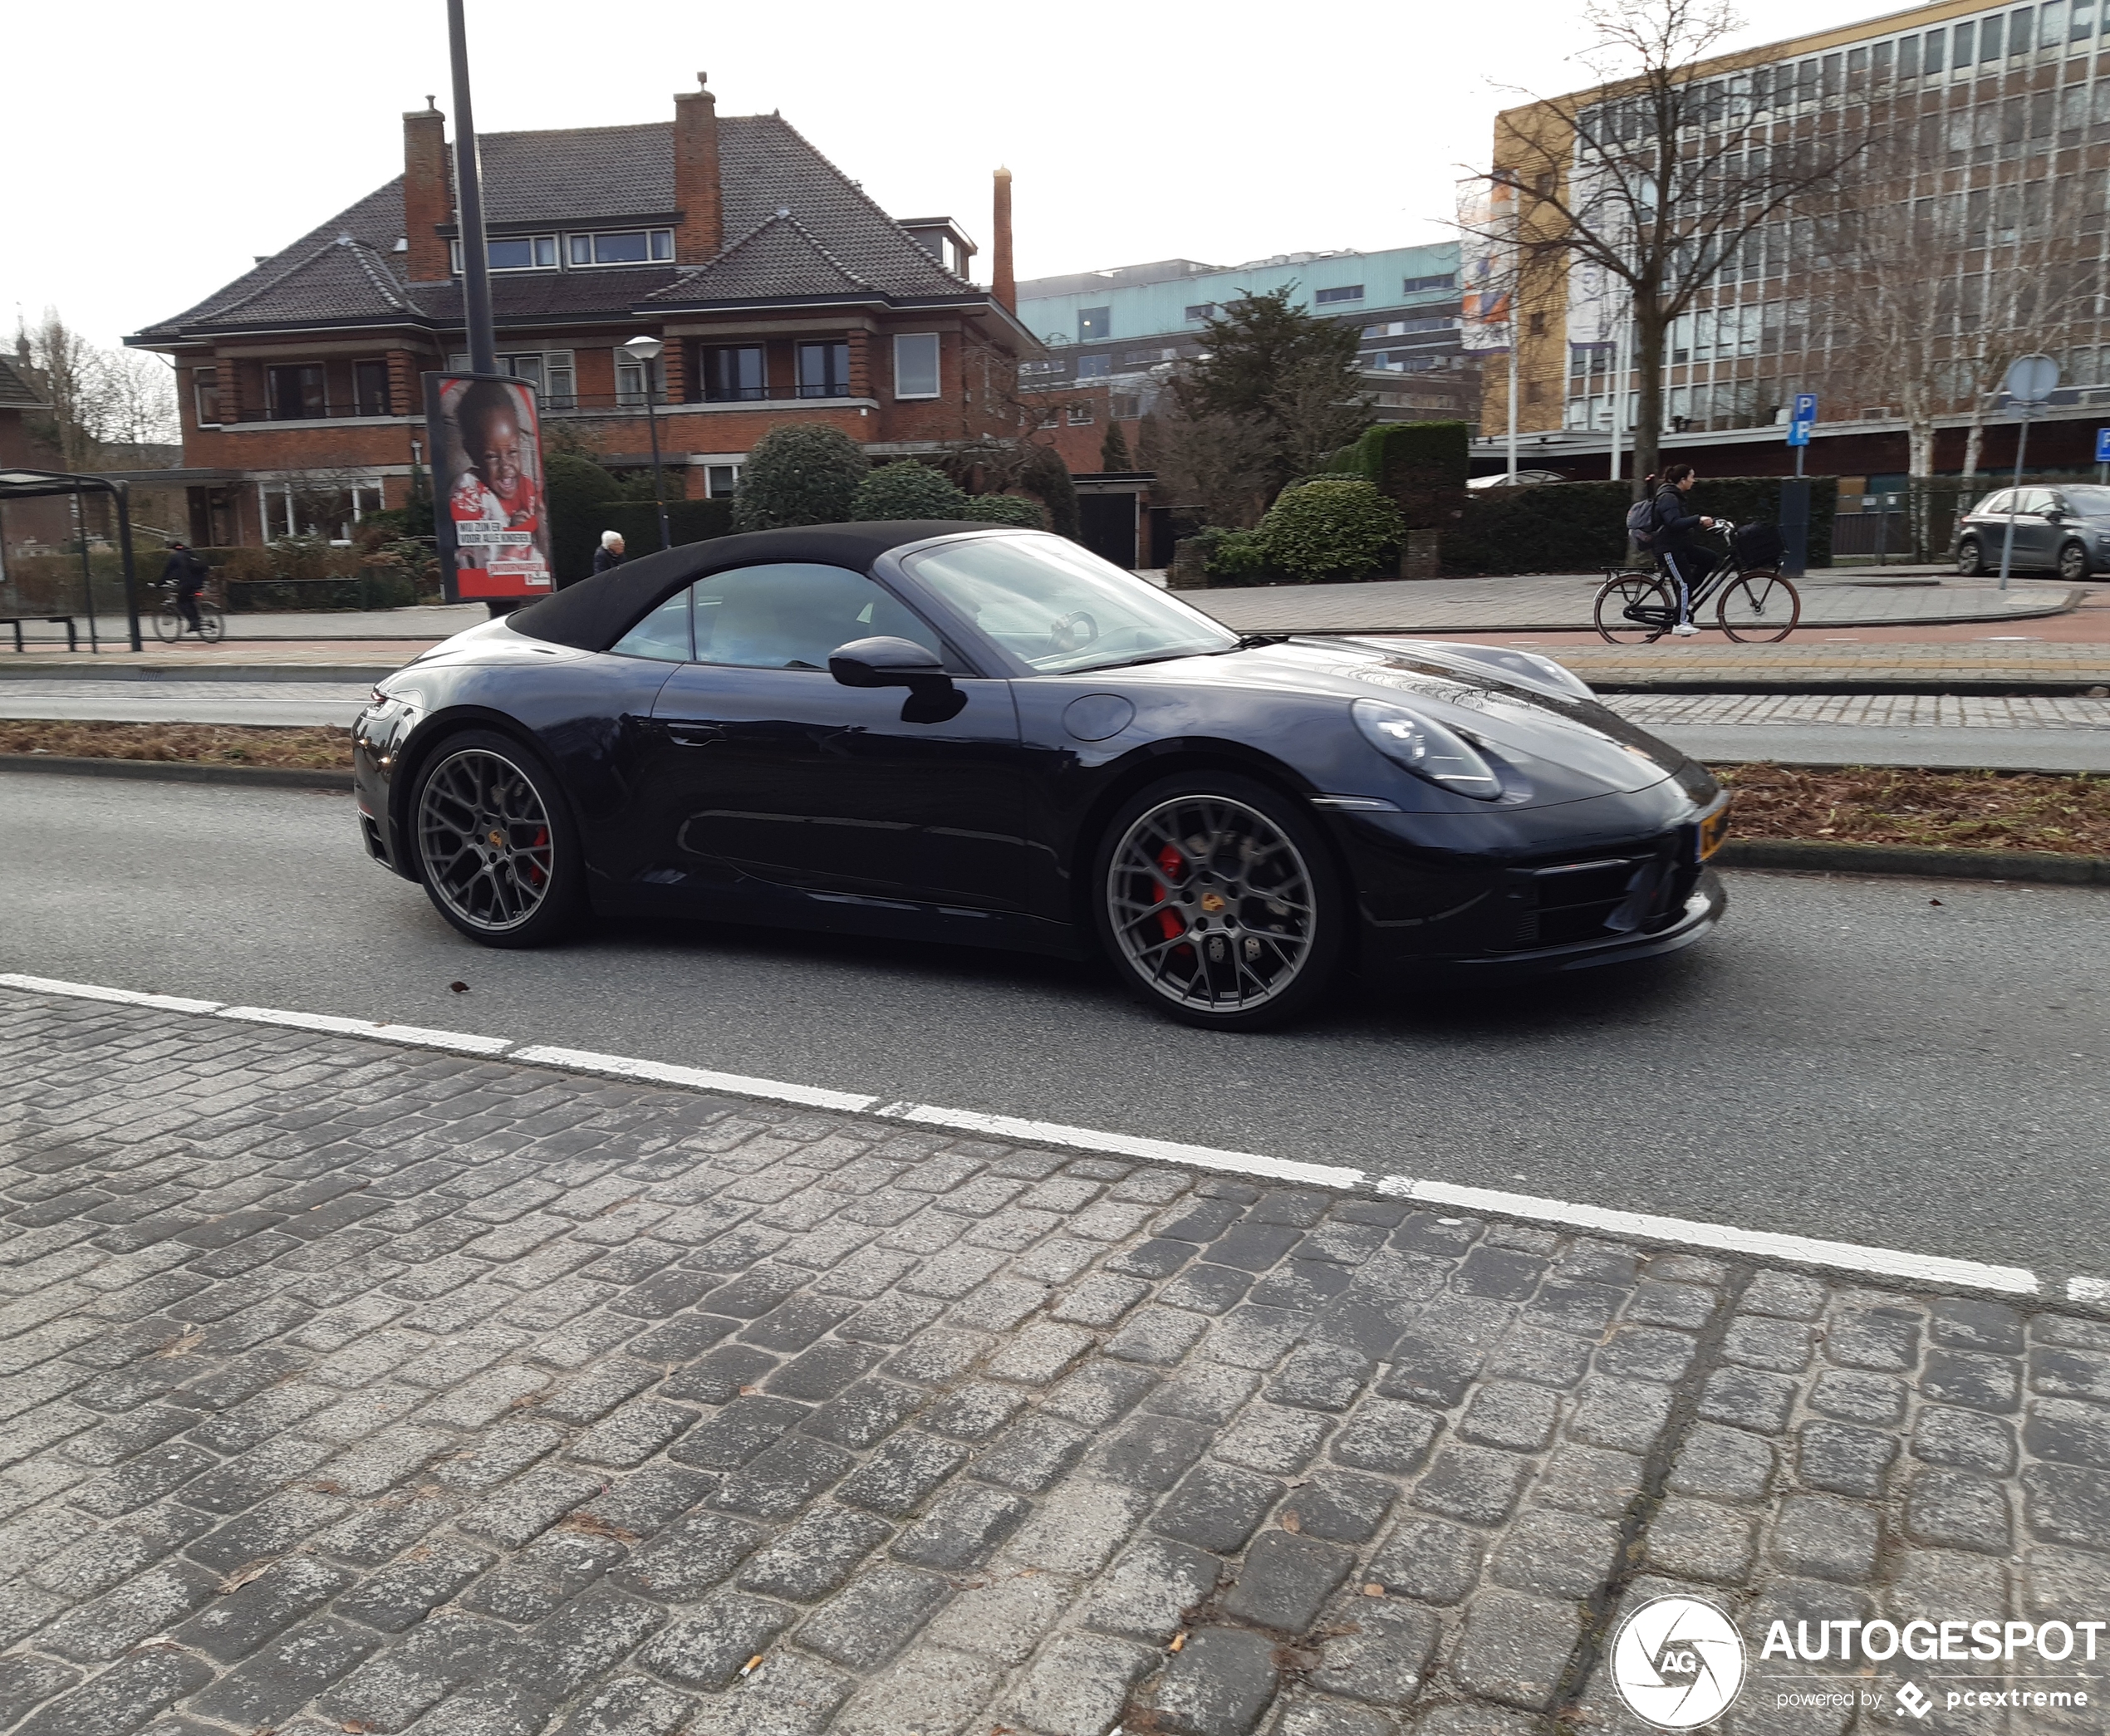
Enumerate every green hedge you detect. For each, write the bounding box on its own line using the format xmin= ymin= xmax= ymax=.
xmin=1331 ymin=421 xmax=1470 ymax=530
xmin=1439 ymin=477 xmax=1838 ymax=576
xmin=596 ymin=498 xmax=735 ymax=556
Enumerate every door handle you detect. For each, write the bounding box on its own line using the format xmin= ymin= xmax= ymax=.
xmin=665 ymin=723 xmax=724 ymax=747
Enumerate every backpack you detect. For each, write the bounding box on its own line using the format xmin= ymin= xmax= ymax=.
xmin=1625 ymin=495 xmax=1661 ymax=552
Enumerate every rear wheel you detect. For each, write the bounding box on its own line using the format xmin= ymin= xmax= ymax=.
xmin=194 ymin=602 xmax=225 ymax=645
xmin=1593 ymin=574 xmax=1675 ymax=644
xmin=1717 ymin=571 xmax=1800 ymax=642
xmin=1092 ymin=772 xmax=1345 ymax=1030
xmin=2058 ymin=541 xmax=2092 ymax=582
xmin=410 ymin=729 xmax=583 ymax=948
xmin=1956 ymin=537 xmax=1985 ymax=577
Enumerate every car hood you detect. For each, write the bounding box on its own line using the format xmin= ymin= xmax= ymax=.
xmin=1124 ymin=635 xmax=1708 ymax=800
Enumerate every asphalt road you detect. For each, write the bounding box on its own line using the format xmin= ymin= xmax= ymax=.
xmin=6 ymin=771 xmax=2105 ymax=1286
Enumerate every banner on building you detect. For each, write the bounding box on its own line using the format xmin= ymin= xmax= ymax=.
xmin=1456 ymin=179 xmax=1517 ymax=355
xmin=424 ymin=372 xmax=554 ymax=604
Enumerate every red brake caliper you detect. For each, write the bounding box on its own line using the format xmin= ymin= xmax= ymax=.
xmin=1151 ymin=843 xmax=1185 ymax=943
xmin=526 ymin=826 xmax=549 ymax=887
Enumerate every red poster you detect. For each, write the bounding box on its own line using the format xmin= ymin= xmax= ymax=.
xmin=424 ymin=372 xmax=554 ymax=601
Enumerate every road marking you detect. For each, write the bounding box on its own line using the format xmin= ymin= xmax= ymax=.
xmin=0 ymin=972 xmax=223 ymax=1015
xmin=214 ymin=1005 xmax=514 ymax=1056
xmin=0 ymin=970 xmax=2083 ymax=1302
xmin=1381 ymin=1177 xmax=2039 ymax=1296
xmin=508 ymin=1045 xmax=879 ymax=1113
xmin=870 ymin=1101 xmax=1365 ymax=1190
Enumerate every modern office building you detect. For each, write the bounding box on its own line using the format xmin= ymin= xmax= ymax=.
xmin=1484 ymin=0 xmax=2110 ymax=483
xmin=1014 ymin=245 xmax=1475 ymax=473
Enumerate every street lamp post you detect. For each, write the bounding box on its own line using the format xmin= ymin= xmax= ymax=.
xmin=621 ymin=335 xmax=670 ymax=552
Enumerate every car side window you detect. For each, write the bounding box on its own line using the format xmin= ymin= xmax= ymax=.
xmin=610 ymin=588 xmax=692 ymax=662
xmin=689 ymin=563 xmax=942 ymax=672
xmin=2023 ymin=489 xmax=2057 ymax=515
xmin=1979 ymin=491 xmax=2012 ymax=516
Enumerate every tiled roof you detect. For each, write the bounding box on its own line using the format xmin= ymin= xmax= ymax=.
xmin=131 ymin=111 xmax=981 ymax=343
xmin=0 ymin=355 xmax=42 ymax=409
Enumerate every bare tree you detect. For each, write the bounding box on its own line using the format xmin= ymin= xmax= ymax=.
xmin=14 ymin=310 xmax=179 ymax=468
xmin=1136 ymin=397 xmax=1275 ymax=529
xmin=1465 ymin=0 xmax=1872 ymax=488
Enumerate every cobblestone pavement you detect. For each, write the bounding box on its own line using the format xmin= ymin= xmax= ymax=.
xmin=1484 ymin=641 xmax=2110 ymax=692
xmin=1186 ymin=576 xmax=2078 ymax=636
xmin=2 ymin=985 xmax=2107 ymax=1736
xmin=1602 ymin=694 xmax=2110 ymax=730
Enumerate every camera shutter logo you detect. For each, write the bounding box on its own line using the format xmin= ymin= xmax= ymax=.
xmin=1610 ymin=1595 xmax=1749 ymax=1728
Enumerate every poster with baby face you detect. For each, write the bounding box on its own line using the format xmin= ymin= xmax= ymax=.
xmin=424 ymin=373 xmax=553 ymax=602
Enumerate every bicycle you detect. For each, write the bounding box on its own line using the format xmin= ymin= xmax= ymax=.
xmin=153 ymin=580 xmax=226 ymax=645
xmin=1592 ymin=521 xmax=1801 ymax=645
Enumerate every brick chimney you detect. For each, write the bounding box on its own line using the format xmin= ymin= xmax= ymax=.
xmin=675 ymin=73 xmax=724 ymax=264
xmin=402 ymin=101 xmax=451 ymax=284
xmin=992 ymin=168 xmax=1015 ymax=313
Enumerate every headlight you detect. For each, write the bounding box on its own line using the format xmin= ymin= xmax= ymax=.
xmin=1352 ymin=699 xmax=1502 ymax=799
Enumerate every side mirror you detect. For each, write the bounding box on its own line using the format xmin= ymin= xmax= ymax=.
xmin=2045 ymin=508 xmax=2065 ymax=522
xmin=828 ymin=635 xmax=948 ymax=689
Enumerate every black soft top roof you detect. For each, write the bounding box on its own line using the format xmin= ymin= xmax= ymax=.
xmin=505 ymin=522 xmax=994 ymax=652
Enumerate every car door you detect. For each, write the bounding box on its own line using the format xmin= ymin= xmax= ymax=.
xmin=637 ymin=562 xmax=1028 ymax=910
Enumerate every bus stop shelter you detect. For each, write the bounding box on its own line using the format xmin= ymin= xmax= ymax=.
xmin=0 ymin=467 xmax=145 ymax=653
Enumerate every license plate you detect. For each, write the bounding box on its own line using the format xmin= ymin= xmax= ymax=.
xmin=1697 ymin=803 xmax=1730 ymax=862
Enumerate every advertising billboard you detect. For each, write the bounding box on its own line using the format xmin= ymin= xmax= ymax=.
xmin=424 ymin=371 xmax=554 ymax=604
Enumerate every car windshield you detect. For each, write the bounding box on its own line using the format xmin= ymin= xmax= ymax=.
xmin=2058 ymin=486 xmax=2110 ymax=515
xmin=903 ymin=533 xmax=1238 ymax=674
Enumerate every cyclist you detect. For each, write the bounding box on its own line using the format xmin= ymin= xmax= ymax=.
xmin=1645 ymin=463 xmax=1724 ymax=636
xmin=159 ymin=542 xmax=209 ymax=637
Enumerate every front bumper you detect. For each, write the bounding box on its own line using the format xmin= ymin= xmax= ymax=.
xmin=1442 ymin=866 xmax=1726 ymax=975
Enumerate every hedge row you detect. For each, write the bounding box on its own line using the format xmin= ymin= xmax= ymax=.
xmin=1439 ymin=477 xmax=1838 ymax=576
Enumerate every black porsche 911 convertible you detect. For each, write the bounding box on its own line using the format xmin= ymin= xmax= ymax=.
xmin=354 ymin=522 xmax=1729 ymax=1028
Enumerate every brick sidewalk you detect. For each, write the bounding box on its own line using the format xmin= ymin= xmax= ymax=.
xmin=1 ymin=987 xmax=2105 ymax=1736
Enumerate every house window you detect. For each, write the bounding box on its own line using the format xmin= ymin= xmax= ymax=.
xmin=702 ymin=346 xmax=768 ymax=402
xmin=1403 ymin=272 xmax=1458 ymax=293
xmin=267 ymin=364 xmax=326 ymax=419
xmin=616 ymin=360 xmax=647 ymax=409
xmin=492 ymin=351 xmax=575 ymax=410
xmin=1111 ymin=394 xmax=1141 ymax=419
xmin=1184 ymin=303 xmax=1218 ymax=321
xmin=893 ymin=332 xmax=941 ymax=400
xmin=1077 ymin=306 xmax=1111 ymax=341
xmin=1075 ymin=354 xmax=1111 ymax=380
xmin=796 ymin=341 xmax=851 ymax=398
xmin=704 ymin=463 xmax=742 ymax=498
xmin=567 ymin=229 xmax=675 ymax=267
xmin=354 ymin=360 xmax=391 ymax=417
xmin=1314 ymin=285 xmax=1365 ymax=304
xmin=1529 ymin=311 xmax=1547 ymax=336
xmin=1067 ymin=404 xmax=1094 ymax=424
xmin=193 ymin=367 xmax=222 ymax=428
xmin=453 ymin=235 xmax=557 ymax=272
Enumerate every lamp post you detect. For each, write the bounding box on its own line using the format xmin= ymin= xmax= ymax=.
xmin=621 ymin=335 xmax=671 ymax=552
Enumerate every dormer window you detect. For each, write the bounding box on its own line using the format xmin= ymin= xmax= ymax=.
xmin=568 ymin=229 xmax=675 ymax=267
xmin=449 ymin=235 xmax=558 ymax=272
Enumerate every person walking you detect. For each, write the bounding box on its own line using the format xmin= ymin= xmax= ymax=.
xmin=160 ymin=542 xmax=209 ymax=637
xmin=1646 ymin=463 xmax=1722 ymax=636
xmin=592 ymin=531 xmax=627 ymax=576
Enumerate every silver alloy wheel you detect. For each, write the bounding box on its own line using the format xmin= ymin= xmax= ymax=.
xmin=1106 ymin=794 xmax=1317 ymax=1013
xmin=416 ymin=747 xmax=557 ymax=933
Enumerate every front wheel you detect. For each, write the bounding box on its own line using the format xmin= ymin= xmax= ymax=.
xmin=1956 ymin=537 xmax=1985 ymax=577
xmin=410 ymin=729 xmax=583 ymax=948
xmin=2058 ymin=541 xmax=2092 ymax=582
xmin=1092 ymin=773 xmax=1346 ymax=1030
xmin=152 ymin=601 xmax=183 ymax=644
xmin=1717 ymin=571 xmax=1801 ymax=642
xmin=1594 ymin=574 xmax=1675 ymax=645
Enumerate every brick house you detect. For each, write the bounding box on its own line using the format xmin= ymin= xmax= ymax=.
xmin=125 ymin=78 xmax=1035 ymax=548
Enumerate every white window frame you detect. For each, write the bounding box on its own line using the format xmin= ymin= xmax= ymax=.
xmin=450 ymin=235 xmax=558 ymax=274
xmin=703 ymin=462 xmax=743 ymax=499
xmin=893 ymin=332 xmax=941 ymax=400
xmin=193 ymin=366 xmax=222 ymax=429
xmin=1314 ymin=285 xmax=1366 ymax=305
xmin=566 ymin=229 xmax=676 ymax=268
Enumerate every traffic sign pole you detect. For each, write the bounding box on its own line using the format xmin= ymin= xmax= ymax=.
xmin=1997 ymin=356 xmax=2061 ymax=593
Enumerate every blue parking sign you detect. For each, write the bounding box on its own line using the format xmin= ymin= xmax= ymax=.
xmin=1787 ymin=392 xmax=1817 ymax=449
xmin=2097 ymin=427 xmax=2110 ymax=463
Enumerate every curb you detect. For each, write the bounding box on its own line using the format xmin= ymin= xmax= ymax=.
xmin=0 ymin=755 xmax=350 ymax=792
xmin=1717 ymin=836 xmax=2110 ymax=885
xmin=0 ymin=664 xmax=398 ymax=684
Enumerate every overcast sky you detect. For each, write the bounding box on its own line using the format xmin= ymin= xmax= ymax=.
xmin=9 ymin=0 xmax=1864 ymax=351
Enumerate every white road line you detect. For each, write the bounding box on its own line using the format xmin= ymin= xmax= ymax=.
xmin=215 ymin=1005 xmax=513 ymax=1057
xmin=0 ymin=971 xmax=2088 ymax=1302
xmin=1383 ymin=1176 xmax=2039 ymax=1296
xmin=0 ymin=972 xmax=223 ymax=1015
xmin=507 ymin=1045 xmax=878 ymax=1113
xmin=870 ymin=1101 xmax=1367 ymax=1190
